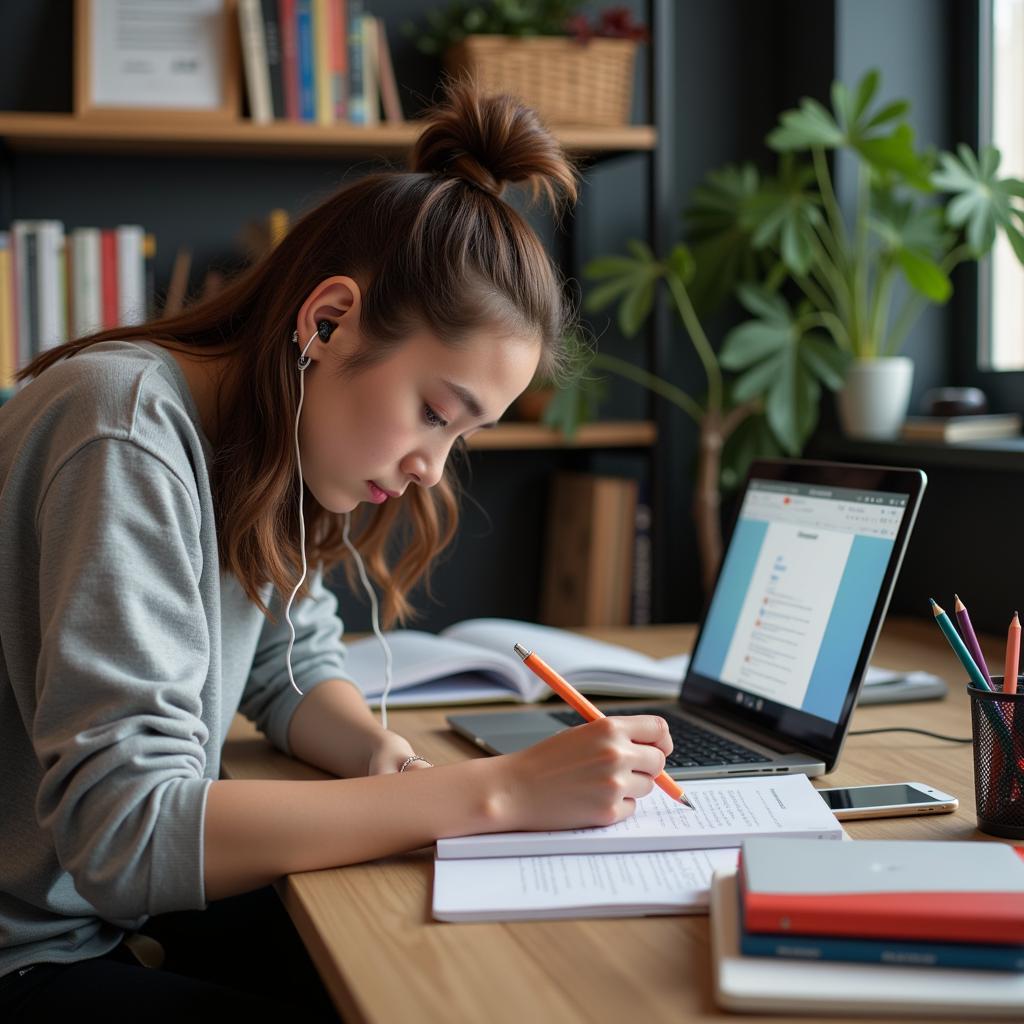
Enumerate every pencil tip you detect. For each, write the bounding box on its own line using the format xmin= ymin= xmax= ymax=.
xmin=679 ymin=794 xmax=696 ymax=809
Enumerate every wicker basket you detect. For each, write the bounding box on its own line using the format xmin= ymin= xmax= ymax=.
xmin=444 ymin=35 xmax=637 ymax=127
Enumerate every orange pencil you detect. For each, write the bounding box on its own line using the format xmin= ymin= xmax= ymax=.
xmin=1004 ymin=611 xmax=1020 ymax=694
xmin=513 ymin=642 xmax=695 ymax=809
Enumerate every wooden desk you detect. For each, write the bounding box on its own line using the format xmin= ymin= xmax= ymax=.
xmin=222 ymin=618 xmax=999 ymax=1024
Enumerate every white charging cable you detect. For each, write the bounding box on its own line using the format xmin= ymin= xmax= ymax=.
xmin=285 ymin=328 xmax=395 ymax=728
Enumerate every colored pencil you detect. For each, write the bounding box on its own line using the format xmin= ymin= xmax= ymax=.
xmin=954 ymin=594 xmax=993 ymax=688
xmin=929 ymin=599 xmax=992 ymax=691
xmin=513 ymin=642 xmax=695 ymax=809
xmin=1004 ymin=611 xmax=1020 ymax=695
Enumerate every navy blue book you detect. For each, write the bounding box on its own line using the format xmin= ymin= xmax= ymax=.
xmin=739 ymin=904 xmax=1024 ymax=972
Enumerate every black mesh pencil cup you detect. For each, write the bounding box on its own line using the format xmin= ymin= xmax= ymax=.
xmin=968 ymin=676 xmax=1024 ymax=838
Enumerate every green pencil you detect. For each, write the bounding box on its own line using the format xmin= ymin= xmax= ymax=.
xmin=930 ymin=598 xmax=993 ymax=691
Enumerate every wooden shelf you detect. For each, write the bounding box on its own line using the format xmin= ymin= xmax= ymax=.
xmin=467 ymin=420 xmax=656 ymax=450
xmin=0 ymin=112 xmax=656 ymax=161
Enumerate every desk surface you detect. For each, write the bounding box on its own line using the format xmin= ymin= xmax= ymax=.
xmin=222 ymin=618 xmax=1000 ymax=1024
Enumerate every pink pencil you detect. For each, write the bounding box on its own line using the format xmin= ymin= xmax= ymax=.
xmin=1004 ymin=611 xmax=1020 ymax=695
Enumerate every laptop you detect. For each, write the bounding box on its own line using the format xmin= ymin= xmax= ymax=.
xmin=448 ymin=458 xmax=927 ymax=780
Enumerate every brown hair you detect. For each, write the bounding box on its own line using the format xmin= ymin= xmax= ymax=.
xmin=19 ymin=82 xmax=578 ymax=625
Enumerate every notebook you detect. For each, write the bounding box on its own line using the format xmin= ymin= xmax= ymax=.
xmin=449 ymin=459 xmax=927 ymax=781
xmin=435 ymin=774 xmax=843 ymax=860
xmin=432 ymin=847 xmax=739 ymax=922
xmin=711 ymin=869 xmax=1024 ymax=1017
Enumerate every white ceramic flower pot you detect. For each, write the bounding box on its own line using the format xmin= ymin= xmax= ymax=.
xmin=836 ymin=356 xmax=914 ymax=441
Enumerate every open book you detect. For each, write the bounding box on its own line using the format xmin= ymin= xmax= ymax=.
xmin=344 ymin=618 xmax=946 ymax=709
xmin=345 ymin=618 xmax=690 ymax=707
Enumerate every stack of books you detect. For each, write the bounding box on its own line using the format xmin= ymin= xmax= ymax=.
xmin=237 ymin=0 xmax=403 ymax=126
xmin=716 ymin=839 xmax=1024 ymax=1015
xmin=710 ymin=840 xmax=1024 ymax=1016
xmin=0 ymin=222 xmax=154 ymax=397
xmin=736 ymin=838 xmax=1024 ymax=971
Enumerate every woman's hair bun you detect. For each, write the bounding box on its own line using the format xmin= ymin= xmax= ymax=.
xmin=412 ymin=80 xmax=578 ymax=206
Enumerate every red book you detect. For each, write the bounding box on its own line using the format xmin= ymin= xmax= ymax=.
xmin=739 ymin=838 xmax=1024 ymax=946
xmin=329 ymin=0 xmax=347 ymax=120
xmin=279 ymin=0 xmax=299 ymax=120
xmin=100 ymin=229 xmax=118 ymax=329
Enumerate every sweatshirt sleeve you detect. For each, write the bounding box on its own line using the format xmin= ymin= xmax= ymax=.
xmin=33 ymin=438 xmax=212 ymax=924
xmin=240 ymin=564 xmax=348 ymax=755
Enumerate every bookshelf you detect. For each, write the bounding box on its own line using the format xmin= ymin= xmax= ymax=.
xmin=467 ymin=420 xmax=656 ymax=451
xmin=0 ymin=112 xmax=656 ymax=161
xmin=0 ymin=0 xmax=674 ymax=629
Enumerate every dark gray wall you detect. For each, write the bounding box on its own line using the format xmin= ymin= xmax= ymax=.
xmin=2 ymin=0 xmax=973 ymax=631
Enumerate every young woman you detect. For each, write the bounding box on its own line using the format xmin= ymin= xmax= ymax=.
xmin=0 ymin=84 xmax=671 ymax=1020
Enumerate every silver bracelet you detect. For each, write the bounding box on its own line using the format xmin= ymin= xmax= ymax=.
xmin=398 ymin=754 xmax=433 ymax=773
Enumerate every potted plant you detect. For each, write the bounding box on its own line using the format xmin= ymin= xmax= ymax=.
xmin=573 ymin=69 xmax=1024 ymax=591
xmin=687 ymin=69 xmax=1024 ymax=440
xmin=408 ymin=2 xmax=648 ymax=127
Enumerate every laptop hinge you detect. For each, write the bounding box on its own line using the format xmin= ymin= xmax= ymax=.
xmin=680 ymin=701 xmax=800 ymax=755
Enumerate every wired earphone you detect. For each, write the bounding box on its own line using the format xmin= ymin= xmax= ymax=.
xmin=284 ymin=321 xmax=396 ymax=729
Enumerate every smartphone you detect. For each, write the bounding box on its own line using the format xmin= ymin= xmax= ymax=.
xmin=816 ymin=781 xmax=958 ymax=820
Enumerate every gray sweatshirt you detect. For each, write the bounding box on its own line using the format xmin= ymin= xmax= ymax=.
xmin=0 ymin=340 xmax=349 ymax=978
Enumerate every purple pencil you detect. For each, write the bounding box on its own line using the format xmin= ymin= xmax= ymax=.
xmin=954 ymin=594 xmax=994 ymax=687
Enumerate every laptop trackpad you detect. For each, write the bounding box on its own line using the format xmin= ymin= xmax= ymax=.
xmin=449 ymin=710 xmax=564 ymax=754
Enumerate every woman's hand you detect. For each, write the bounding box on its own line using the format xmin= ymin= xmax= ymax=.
xmin=490 ymin=716 xmax=672 ymax=832
xmin=365 ymin=729 xmax=433 ymax=776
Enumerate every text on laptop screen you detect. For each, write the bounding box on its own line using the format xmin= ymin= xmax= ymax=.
xmin=689 ymin=480 xmax=908 ymax=724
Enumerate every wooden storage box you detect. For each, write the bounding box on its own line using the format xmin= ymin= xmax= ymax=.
xmin=444 ymin=35 xmax=637 ymax=127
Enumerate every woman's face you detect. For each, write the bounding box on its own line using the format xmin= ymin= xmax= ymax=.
xmin=296 ymin=319 xmax=541 ymax=513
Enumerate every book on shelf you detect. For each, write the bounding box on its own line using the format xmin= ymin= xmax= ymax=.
xmin=433 ymin=846 xmax=740 ymax=923
xmin=239 ymin=0 xmax=400 ymax=126
xmin=0 ymin=232 xmax=13 ymax=394
xmin=739 ymin=838 xmax=1024 ymax=945
xmin=238 ymin=0 xmax=275 ymax=124
xmin=0 ymin=219 xmax=151 ymax=388
xmin=346 ymin=616 xmax=690 ymax=709
xmin=539 ymin=472 xmax=638 ymax=628
xmin=899 ymin=413 xmax=1022 ymax=442
xmin=435 ymin=774 xmax=844 ymax=860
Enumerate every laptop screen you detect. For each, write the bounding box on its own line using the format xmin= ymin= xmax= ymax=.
xmin=682 ymin=462 xmax=925 ymax=765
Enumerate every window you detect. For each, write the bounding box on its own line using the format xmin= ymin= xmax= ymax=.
xmin=981 ymin=0 xmax=1024 ymax=370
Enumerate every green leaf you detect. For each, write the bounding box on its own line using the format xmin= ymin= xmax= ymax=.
xmin=583 ymin=275 xmax=638 ymax=313
xmin=626 ymin=239 xmax=655 ymax=262
xmin=735 ymin=283 xmax=790 ymax=323
xmin=584 ymin=256 xmax=641 ymax=279
xmin=864 ymin=99 xmax=909 ymax=131
xmin=768 ymin=99 xmax=844 ymax=150
xmin=666 ymin=243 xmax=696 ymax=285
xmin=766 ymin=347 xmax=821 ymax=454
xmin=894 ymin=248 xmax=952 ymax=302
xmin=731 ymin=353 xmax=784 ymax=403
xmin=852 ymin=69 xmax=880 ymax=122
xmin=618 ymin=279 xmax=655 ymax=337
xmin=720 ymin=414 xmax=784 ymax=492
xmin=720 ymin=321 xmax=790 ymax=370
xmin=799 ymin=335 xmax=850 ymax=390
xmin=932 ymin=144 xmax=1024 ymax=261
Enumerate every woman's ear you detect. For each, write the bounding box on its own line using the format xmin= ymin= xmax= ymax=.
xmin=296 ymin=276 xmax=362 ymax=360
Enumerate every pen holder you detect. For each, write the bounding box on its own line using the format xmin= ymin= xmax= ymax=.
xmin=968 ymin=677 xmax=1024 ymax=838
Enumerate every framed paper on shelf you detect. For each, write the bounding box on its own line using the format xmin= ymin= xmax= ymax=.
xmin=74 ymin=0 xmax=240 ymax=120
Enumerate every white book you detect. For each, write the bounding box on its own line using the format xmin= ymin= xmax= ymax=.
xmin=115 ymin=225 xmax=146 ymax=326
xmin=70 ymin=228 xmax=103 ymax=338
xmin=33 ymin=220 xmax=66 ymax=353
xmin=433 ymin=847 xmax=739 ymax=923
xmin=238 ymin=0 xmax=274 ymax=123
xmin=436 ymin=774 xmax=843 ymax=860
xmin=345 ymin=617 xmax=690 ymax=708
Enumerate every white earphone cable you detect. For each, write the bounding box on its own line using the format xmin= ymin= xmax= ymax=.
xmin=285 ymin=328 xmax=394 ymax=730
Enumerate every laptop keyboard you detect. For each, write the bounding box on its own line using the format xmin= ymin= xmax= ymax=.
xmin=550 ymin=708 xmax=768 ymax=768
